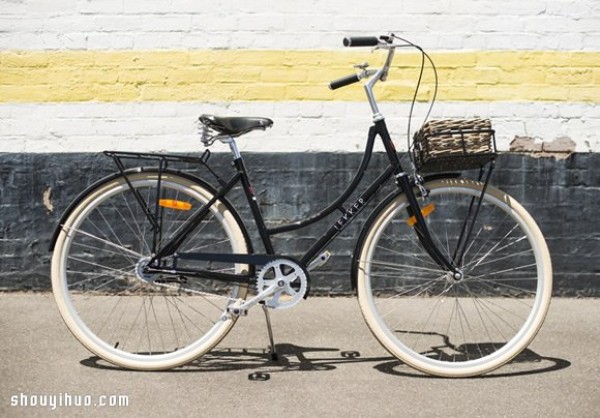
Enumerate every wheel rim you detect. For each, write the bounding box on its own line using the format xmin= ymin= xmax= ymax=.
xmin=52 ymin=174 xmax=248 ymax=368
xmin=358 ymin=180 xmax=551 ymax=376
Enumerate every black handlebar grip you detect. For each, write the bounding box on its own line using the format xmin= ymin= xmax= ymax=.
xmin=343 ymin=36 xmax=380 ymax=47
xmin=329 ymin=73 xmax=361 ymax=90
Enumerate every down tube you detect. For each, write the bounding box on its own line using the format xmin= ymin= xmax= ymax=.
xmin=300 ymin=165 xmax=394 ymax=265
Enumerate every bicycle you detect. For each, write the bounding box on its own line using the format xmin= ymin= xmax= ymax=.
xmin=50 ymin=34 xmax=552 ymax=378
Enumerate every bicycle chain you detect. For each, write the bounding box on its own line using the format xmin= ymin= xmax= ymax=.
xmin=150 ymin=278 xmax=240 ymax=303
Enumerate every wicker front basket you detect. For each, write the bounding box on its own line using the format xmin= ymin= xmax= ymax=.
xmin=412 ymin=118 xmax=497 ymax=173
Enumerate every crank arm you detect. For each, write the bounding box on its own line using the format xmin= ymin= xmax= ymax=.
xmin=227 ymin=282 xmax=280 ymax=316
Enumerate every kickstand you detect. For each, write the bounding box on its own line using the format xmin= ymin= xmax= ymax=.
xmin=260 ymin=302 xmax=278 ymax=361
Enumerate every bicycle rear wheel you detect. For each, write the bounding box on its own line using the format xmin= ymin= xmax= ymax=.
xmin=51 ymin=172 xmax=249 ymax=370
xmin=355 ymin=178 xmax=552 ymax=377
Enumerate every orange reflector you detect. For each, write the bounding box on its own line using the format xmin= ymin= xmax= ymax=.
xmin=407 ymin=203 xmax=436 ymax=227
xmin=159 ymin=199 xmax=192 ymax=211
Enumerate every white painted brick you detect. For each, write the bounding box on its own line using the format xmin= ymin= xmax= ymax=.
xmin=582 ymin=33 xmax=600 ymax=50
xmin=0 ymin=33 xmax=54 ymax=49
xmin=77 ymin=0 xmax=123 ymax=15
xmin=475 ymin=16 xmax=526 ymax=33
xmin=91 ymin=15 xmax=146 ymax=32
xmin=134 ymin=32 xmax=183 ymax=49
xmin=190 ymin=14 xmax=238 ymax=32
xmin=2 ymin=0 xmax=599 ymax=51
xmin=382 ymin=15 xmax=430 ymax=34
xmin=122 ymin=0 xmax=171 ymax=15
xmin=25 ymin=0 xmax=77 ymax=14
xmin=0 ymin=16 xmax=41 ymax=31
xmin=42 ymin=15 xmax=95 ymax=32
xmin=86 ymin=32 xmax=113 ymax=49
xmin=398 ymin=2 xmax=452 ymax=15
xmin=535 ymin=32 xmax=584 ymax=50
xmin=0 ymin=0 xmax=27 ymax=14
xmin=546 ymin=0 xmax=595 ymax=17
xmin=4 ymin=100 xmax=595 ymax=152
xmin=169 ymin=0 xmax=207 ymax=14
xmin=0 ymin=33 xmax=13 ymax=49
xmin=581 ymin=105 xmax=600 ymax=119
xmin=109 ymin=33 xmax=135 ymax=49
xmin=441 ymin=1 xmax=500 ymax=15
xmin=494 ymin=1 xmax=548 ymax=16
xmin=486 ymin=33 xmax=544 ymax=50
xmin=1 ymin=138 xmax=27 ymax=152
xmin=425 ymin=16 xmax=481 ymax=34
xmin=272 ymin=102 xmax=304 ymax=118
xmin=233 ymin=14 xmax=287 ymax=32
xmin=523 ymin=15 xmax=575 ymax=33
xmin=141 ymin=14 xmax=192 ymax=32
xmin=181 ymin=32 xmax=231 ymax=49
xmin=146 ymin=104 xmax=179 ymax=117
xmin=332 ymin=15 xmax=382 ymax=32
xmin=58 ymin=32 xmax=89 ymax=50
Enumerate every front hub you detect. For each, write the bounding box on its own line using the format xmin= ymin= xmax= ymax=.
xmin=446 ymin=269 xmax=464 ymax=283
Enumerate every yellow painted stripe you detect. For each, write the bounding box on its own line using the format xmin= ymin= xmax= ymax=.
xmin=1 ymin=50 xmax=599 ymax=103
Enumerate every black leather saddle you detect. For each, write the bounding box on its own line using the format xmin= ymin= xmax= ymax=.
xmin=199 ymin=114 xmax=274 ymax=137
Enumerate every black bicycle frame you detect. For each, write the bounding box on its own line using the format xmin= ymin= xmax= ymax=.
xmin=112 ymin=118 xmax=459 ymax=285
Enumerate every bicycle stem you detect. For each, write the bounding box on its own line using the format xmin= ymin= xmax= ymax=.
xmin=365 ymin=45 xmax=396 ymax=122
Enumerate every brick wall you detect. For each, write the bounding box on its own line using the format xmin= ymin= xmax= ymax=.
xmin=1 ymin=0 xmax=599 ymax=293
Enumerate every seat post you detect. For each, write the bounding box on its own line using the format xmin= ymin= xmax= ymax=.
xmin=220 ymin=136 xmax=242 ymax=159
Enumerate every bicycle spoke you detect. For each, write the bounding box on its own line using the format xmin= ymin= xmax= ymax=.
xmin=65 ymin=225 xmax=144 ymax=259
xmin=120 ymin=192 xmax=152 ymax=255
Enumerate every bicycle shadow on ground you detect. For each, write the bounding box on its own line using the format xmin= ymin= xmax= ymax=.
xmin=373 ymin=329 xmax=571 ymax=379
xmin=375 ymin=348 xmax=571 ymax=379
xmin=80 ymin=342 xmax=570 ymax=380
xmin=80 ymin=343 xmax=390 ymax=374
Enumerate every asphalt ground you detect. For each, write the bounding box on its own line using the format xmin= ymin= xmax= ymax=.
xmin=1 ymin=293 xmax=599 ymax=417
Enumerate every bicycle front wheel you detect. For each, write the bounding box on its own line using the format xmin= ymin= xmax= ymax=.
xmin=51 ymin=172 xmax=249 ymax=370
xmin=356 ymin=178 xmax=552 ymax=377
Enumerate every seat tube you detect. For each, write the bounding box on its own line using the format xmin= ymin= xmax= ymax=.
xmin=232 ymin=153 xmax=275 ymax=254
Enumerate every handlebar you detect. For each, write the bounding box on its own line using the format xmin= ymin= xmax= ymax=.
xmin=328 ymin=34 xmax=402 ymax=118
xmin=343 ymin=35 xmax=393 ymax=48
xmin=328 ymin=34 xmax=396 ymax=92
xmin=329 ymin=73 xmax=361 ymax=90
xmin=343 ymin=36 xmax=380 ymax=47
xmin=327 ymin=34 xmax=433 ymax=128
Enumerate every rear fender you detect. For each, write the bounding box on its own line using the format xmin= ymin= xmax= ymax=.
xmin=48 ymin=168 xmax=253 ymax=256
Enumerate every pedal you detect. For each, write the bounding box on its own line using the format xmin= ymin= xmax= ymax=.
xmin=307 ymin=250 xmax=331 ymax=271
xmin=226 ymin=306 xmax=248 ymax=316
xmin=226 ymin=299 xmax=248 ymax=316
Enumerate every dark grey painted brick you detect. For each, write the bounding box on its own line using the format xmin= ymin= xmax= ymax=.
xmin=0 ymin=152 xmax=598 ymax=295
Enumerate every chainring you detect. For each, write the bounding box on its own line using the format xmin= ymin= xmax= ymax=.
xmin=256 ymin=259 xmax=308 ymax=309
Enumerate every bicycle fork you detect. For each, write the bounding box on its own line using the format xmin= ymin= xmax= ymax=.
xmin=396 ymin=163 xmax=496 ymax=281
xmin=395 ymin=172 xmax=463 ymax=279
